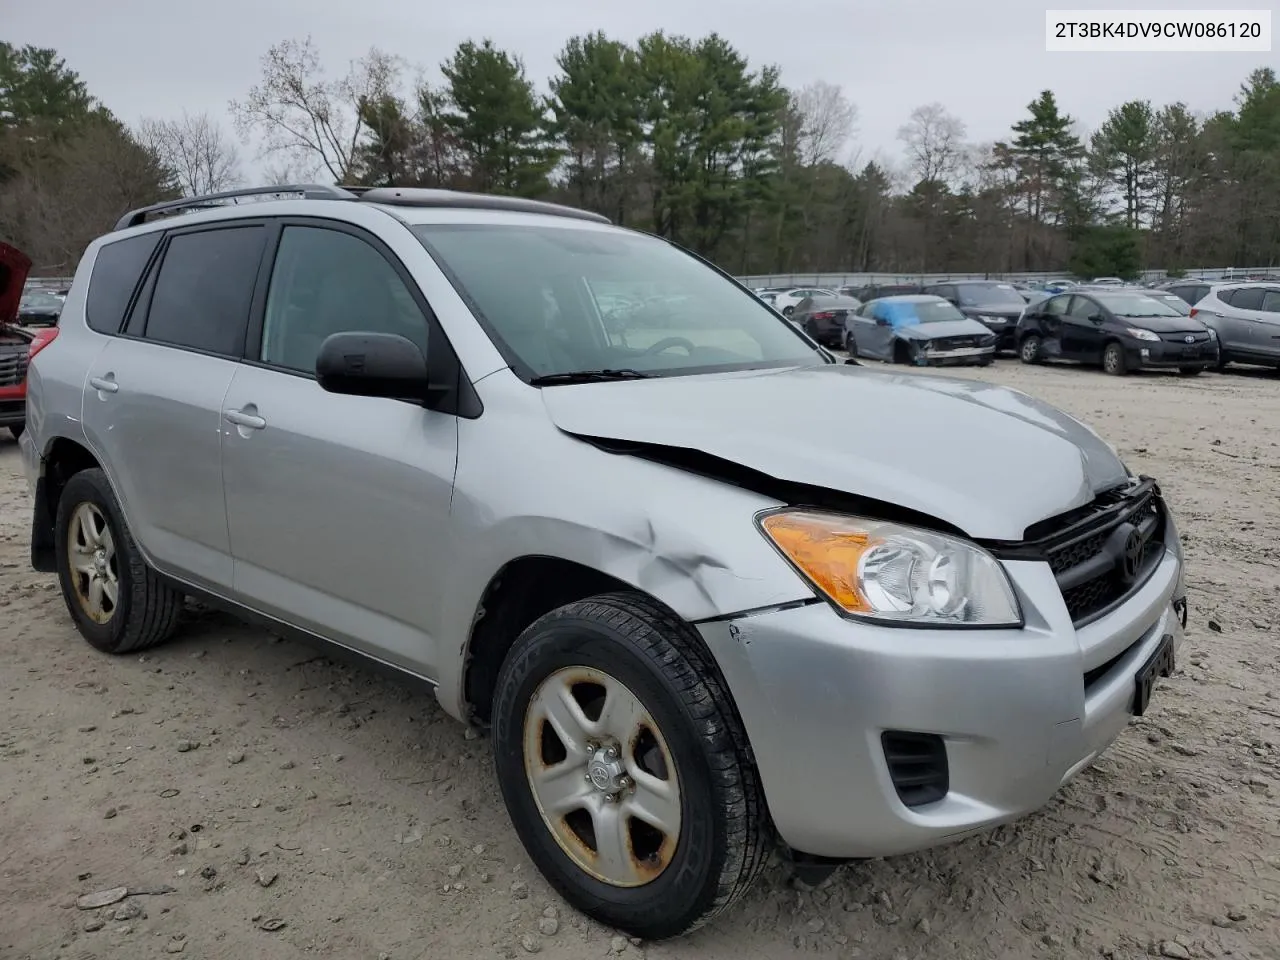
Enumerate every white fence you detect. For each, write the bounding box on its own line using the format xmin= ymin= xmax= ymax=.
xmin=737 ymin=267 xmax=1278 ymax=288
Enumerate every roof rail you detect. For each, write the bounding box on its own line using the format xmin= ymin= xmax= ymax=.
xmin=113 ymin=184 xmax=358 ymax=231
xmin=357 ymin=188 xmax=611 ymax=224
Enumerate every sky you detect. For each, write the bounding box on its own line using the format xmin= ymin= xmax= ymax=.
xmin=5 ymin=0 xmax=1273 ymax=180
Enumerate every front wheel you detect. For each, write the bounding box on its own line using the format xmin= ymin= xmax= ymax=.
xmin=491 ymin=592 xmax=769 ymax=940
xmin=1019 ymin=335 xmax=1042 ymax=364
xmin=782 ymin=305 xmax=794 ymax=317
xmin=1102 ymin=342 xmax=1128 ymax=376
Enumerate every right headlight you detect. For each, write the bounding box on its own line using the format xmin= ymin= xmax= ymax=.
xmin=757 ymin=510 xmax=1023 ymax=628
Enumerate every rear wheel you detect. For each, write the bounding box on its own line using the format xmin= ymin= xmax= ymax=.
xmin=782 ymin=305 xmax=794 ymax=317
xmin=844 ymin=332 xmax=857 ymax=356
xmin=491 ymin=592 xmax=769 ymax=940
xmin=1102 ymin=342 xmax=1128 ymax=376
xmin=54 ymin=468 xmax=183 ymax=654
xmin=1019 ymin=334 xmax=1042 ymax=364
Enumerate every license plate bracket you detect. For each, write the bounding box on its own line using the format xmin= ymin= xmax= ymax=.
xmin=1133 ymin=633 xmax=1175 ymax=716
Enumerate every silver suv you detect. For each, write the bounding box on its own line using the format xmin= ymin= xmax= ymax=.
xmin=20 ymin=185 xmax=1188 ymax=939
xmin=1187 ymin=281 xmax=1280 ymax=370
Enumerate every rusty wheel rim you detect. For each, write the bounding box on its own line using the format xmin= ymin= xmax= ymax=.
xmin=522 ymin=665 xmax=682 ymax=888
xmin=67 ymin=502 xmax=118 ymax=625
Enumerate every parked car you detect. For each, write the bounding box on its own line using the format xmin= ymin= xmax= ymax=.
xmin=771 ymin=287 xmax=836 ymax=316
xmin=1163 ymin=280 xmax=1213 ymax=306
xmin=1091 ymin=277 xmax=1125 ymax=286
xmin=1186 ymin=282 xmax=1280 ymax=370
xmin=1 ymin=244 xmax=61 ymax=440
xmin=844 ymin=295 xmax=996 ymax=365
xmin=20 ymin=185 xmax=1187 ymax=940
xmin=921 ymin=280 xmax=1027 ymax=353
xmin=850 ymin=282 xmax=923 ymax=302
xmin=1017 ymin=289 xmax=1217 ymax=376
xmin=791 ymin=295 xmax=861 ymax=348
xmin=17 ymin=289 xmax=64 ymax=326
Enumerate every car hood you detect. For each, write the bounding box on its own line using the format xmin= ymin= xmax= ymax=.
xmin=960 ymin=304 xmax=1025 ymax=319
xmin=540 ymin=364 xmax=1129 ymax=540
xmin=0 ymin=242 xmax=33 ymax=328
xmin=900 ymin=318 xmax=995 ymax=340
xmin=1114 ymin=315 xmax=1205 ymax=333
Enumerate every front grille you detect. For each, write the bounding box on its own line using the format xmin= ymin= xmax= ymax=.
xmin=881 ymin=731 xmax=949 ymax=807
xmin=1158 ymin=331 xmax=1211 ymax=343
xmin=992 ymin=478 xmax=1167 ymax=626
xmin=0 ymin=350 xmax=29 ymax=388
xmin=934 ymin=336 xmax=979 ymax=350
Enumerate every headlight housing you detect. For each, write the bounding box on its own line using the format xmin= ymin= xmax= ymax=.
xmin=1206 ymin=327 xmax=1217 ymax=339
xmin=757 ymin=510 xmax=1023 ymax=628
xmin=1126 ymin=327 xmax=1161 ymax=342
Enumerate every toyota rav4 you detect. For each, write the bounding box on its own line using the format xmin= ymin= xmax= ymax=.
xmin=20 ymin=185 xmax=1187 ymax=940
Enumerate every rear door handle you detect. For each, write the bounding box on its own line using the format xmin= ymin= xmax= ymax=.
xmin=224 ymin=409 xmax=266 ymax=430
xmin=89 ymin=376 xmax=118 ymax=394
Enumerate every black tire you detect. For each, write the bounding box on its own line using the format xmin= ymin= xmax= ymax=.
xmin=1213 ymin=351 xmax=1229 ymax=372
xmin=1102 ymin=341 xmax=1128 ymax=376
xmin=9 ymin=423 xmax=23 ymax=440
xmin=844 ymin=332 xmax=857 ymax=356
xmin=782 ymin=305 xmax=794 ymax=317
xmin=1178 ymin=366 xmax=1203 ymax=376
xmin=491 ymin=592 xmax=769 ymax=940
xmin=54 ymin=468 xmax=183 ymax=654
xmin=1019 ymin=334 xmax=1042 ymax=364
xmin=804 ymin=319 xmax=819 ymax=341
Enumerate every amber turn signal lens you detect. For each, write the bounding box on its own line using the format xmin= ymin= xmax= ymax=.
xmin=759 ymin=511 xmax=883 ymax=613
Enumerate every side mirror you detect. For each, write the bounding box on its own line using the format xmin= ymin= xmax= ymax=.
xmin=316 ymin=332 xmax=432 ymax=401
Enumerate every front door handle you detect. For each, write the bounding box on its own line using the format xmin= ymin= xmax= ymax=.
xmin=88 ymin=376 xmax=118 ymax=394
xmin=224 ymin=409 xmax=266 ymax=430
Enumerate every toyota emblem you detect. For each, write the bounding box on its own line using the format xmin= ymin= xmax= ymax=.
xmin=1121 ymin=529 xmax=1145 ymax=581
xmin=1183 ymin=335 xmax=1195 ymax=343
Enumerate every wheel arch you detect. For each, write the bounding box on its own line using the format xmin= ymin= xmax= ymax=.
xmin=30 ymin=435 xmax=102 ymax=572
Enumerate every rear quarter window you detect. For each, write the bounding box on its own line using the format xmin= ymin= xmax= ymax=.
xmin=85 ymin=233 xmax=163 ymax=334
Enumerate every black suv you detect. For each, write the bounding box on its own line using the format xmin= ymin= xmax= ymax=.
xmin=922 ymin=280 xmax=1027 ymax=353
xmin=1016 ymin=289 xmax=1218 ymax=376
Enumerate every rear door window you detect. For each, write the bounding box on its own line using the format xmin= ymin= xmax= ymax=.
xmin=141 ymin=226 xmax=267 ymax=356
xmin=1229 ymin=287 xmax=1265 ymax=311
xmin=85 ymin=233 xmax=162 ymax=334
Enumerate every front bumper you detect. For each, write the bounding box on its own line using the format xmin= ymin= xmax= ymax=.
xmin=0 ymin=387 xmax=24 ymax=427
xmin=921 ymin=344 xmax=996 ymax=366
xmin=1126 ymin=340 xmax=1218 ymax=369
xmin=698 ymin=518 xmax=1185 ymax=859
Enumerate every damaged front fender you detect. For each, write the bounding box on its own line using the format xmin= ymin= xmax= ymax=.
xmin=433 ymin=406 xmax=817 ymax=720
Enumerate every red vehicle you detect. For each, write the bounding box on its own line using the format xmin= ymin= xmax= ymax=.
xmin=1 ymin=243 xmax=60 ymax=440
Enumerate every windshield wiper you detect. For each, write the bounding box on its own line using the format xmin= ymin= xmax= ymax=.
xmin=528 ymin=368 xmax=655 ymax=385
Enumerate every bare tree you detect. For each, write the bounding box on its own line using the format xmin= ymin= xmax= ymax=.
xmin=228 ymin=36 xmax=403 ymax=183
xmin=135 ymin=112 xmax=241 ymax=197
xmin=897 ymin=102 xmax=967 ymax=186
xmin=794 ymin=81 xmax=857 ymax=166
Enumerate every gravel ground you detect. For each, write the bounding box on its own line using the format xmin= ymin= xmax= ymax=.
xmin=1 ymin=359 xmax=1278 ymax=960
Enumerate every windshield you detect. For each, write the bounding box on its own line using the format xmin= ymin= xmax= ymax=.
xmin=1095 ymin=293 xmax=1184 ymax=318
xmin=412 ymin=223 xmax=824 ymax=379
xmin=877 ymin=298 xmax=966 ymax=325
xmin=21 ymin=292 xmax=62 ymax=309
xmin=956 ymin=282 xmax=1025 ymax=306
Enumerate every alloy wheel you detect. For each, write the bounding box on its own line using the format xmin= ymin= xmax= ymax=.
xmin=67 ymin=502 xmax=119 ymax=624
xmin=523 ymin=665 xmax=681 ymax=888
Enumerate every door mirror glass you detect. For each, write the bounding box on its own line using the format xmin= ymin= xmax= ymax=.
xmin=316 ymin=332 xmax=431 ymax=401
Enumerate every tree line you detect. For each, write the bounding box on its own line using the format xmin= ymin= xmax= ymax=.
xmin=2 ymin=35 xmax=1278 ymax=277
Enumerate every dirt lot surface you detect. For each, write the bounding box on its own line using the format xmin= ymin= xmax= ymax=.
xmin=2 ymin=360 xmax=1279 ymax=960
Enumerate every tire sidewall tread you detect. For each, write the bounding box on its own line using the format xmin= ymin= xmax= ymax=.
xmin=491 ymin=591 xmax=769 ymax=940
xmin=54 ymin=468 xmax=181 ymax=655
